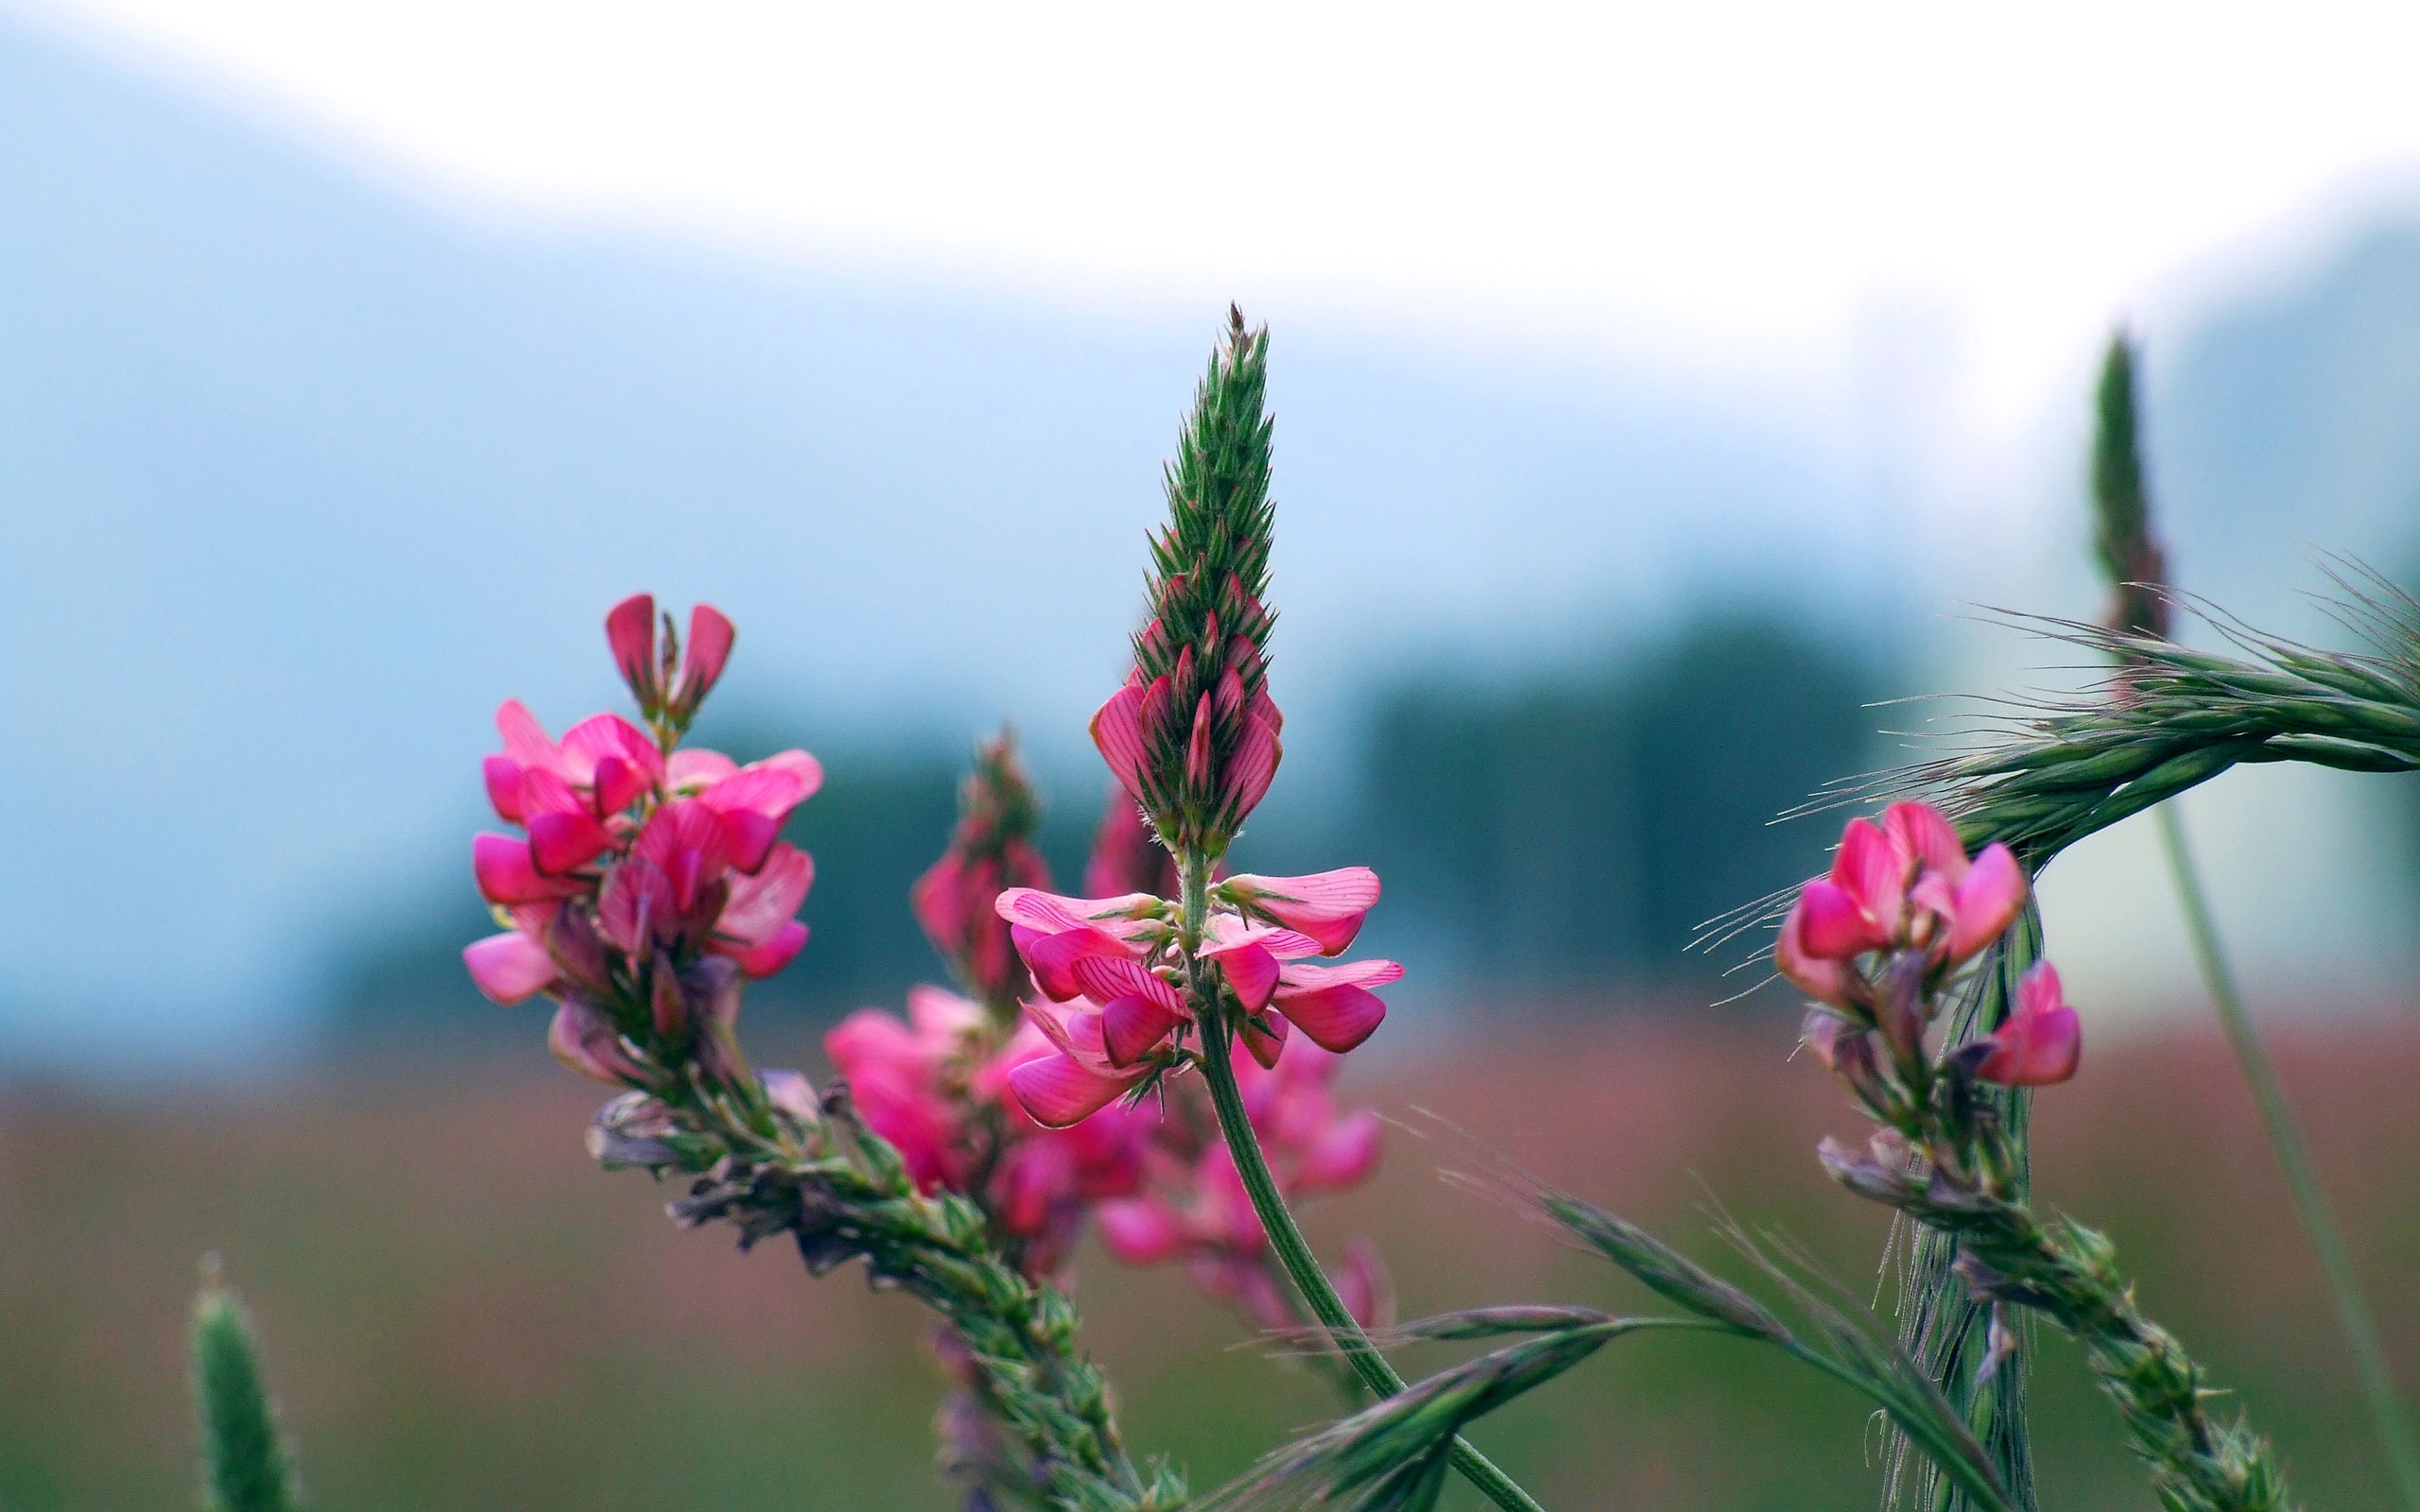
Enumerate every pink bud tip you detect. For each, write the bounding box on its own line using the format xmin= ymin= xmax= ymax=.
xmin=1975 ymin=962 xmax=2082 ymax=1087
xmin=464 ymin=930 xmax=560 ymax=1004
xmin=681 ymin=604 xmax=735 ymax=707
xmin=606 ymin=593 xmax=658 ymax=703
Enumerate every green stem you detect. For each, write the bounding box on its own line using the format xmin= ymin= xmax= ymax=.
xmin=1198 ymin=1026 xmax=1547 ymax=1512
xmin=2155 ymin=802 xmax=2420 ymax=1510
xmin=1181 ymin=851 xmax=1547 ymax=1512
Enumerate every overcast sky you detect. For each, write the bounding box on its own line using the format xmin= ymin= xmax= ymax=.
xmin=15 ymin=0 xmax=2420 ymax=438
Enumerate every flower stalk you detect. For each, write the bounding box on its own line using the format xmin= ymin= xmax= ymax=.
xmin=2092 ymin=331 xmax=2420 ymax=1510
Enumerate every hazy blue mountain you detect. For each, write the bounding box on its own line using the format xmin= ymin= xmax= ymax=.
xmin=1 ymin=18 xmax=1905 ymax=1067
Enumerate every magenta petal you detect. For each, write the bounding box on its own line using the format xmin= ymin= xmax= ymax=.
xmin=1272 ymin=982 xmax=1386 ymax=1053
xmin=682 ymin=604 xmax=735 ymax=702
xmin=1216 ymin=941 xmax=1282 ymax=1012
xmin=1099 ymin=992 xmax=1184 ymax=1068
xmin=483 ymin=755 xmax=527 ymax=823
xmin=1020 ymin=925 xmax=1131 ymax=1003
xmin=1097 ymin=1198 xmax=1190 ymax=1264
xmin=464 ymin=931 xmax=560 ymax=1004
xmin=1884 ymin=800 xmax=1970 ymax=882
xmin=473 ymin=833 xmax=578 ymax=905
xmin=666 ymin=747 xmax=738 ymax=792
xmin=1221 ymin=712 xmax=1281 ymax=818
xmin=1220 ymin=868 xmax=1379 ymax=954
xmin=528 ymin=808 xmax=614 ymax=875
xmin=494 ymin=698 xmax=557 ymax=765
xmin=715 ymin=808 xmax=782 ymax=875
xmin=1775 ymin=894 xmax=1852 ymax=1006
xmin=606 ymin=593 xmax=657 ymax=698
xmin=1007 ymin=1053 xmax=1132 ymax=1129
xmin=717 ymin=845 xmax=814 ymax=945
xmin=1796 ymin=880 xmax=1886 ymax=959
xmin=1241 ymin=1015 xmax=1288 ymax=1069
xmin=1831 ymin=818 xmax=1904 ymax=921
xmin=1089 ymin=684 xmax=1151 ymax=802
xmin=1945 ymin=842 xmax=2028 ymax=963
xmin=1066 ymin=954 xmax=1181 ymax=1013
xmin=721 ymin=919 xmax=807 ymax=979
xmin=590 ymin=754 xmax=650 ymax=816
xmin=1297 ymin=1108 xmax=1383 ymax=1192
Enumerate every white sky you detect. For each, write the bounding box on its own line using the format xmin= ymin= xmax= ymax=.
xmin=18 ymin=0 xmax=2420 ymax=437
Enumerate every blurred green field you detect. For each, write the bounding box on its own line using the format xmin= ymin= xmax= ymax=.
xmin=4 ymin=1009 xmax=2415 ymax=1511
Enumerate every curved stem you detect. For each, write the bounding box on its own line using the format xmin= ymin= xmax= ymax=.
xmin=2155 ymin=803 xmax=2420 ymax=1510
xmin=1189 ymin=998 xmax=1547 ymax=1511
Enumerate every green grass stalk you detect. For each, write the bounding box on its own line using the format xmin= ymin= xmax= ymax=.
xmin=2154 ymin=802 xmax=2420 ymax=1510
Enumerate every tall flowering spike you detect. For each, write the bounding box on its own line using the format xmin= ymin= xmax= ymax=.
xmin=1095 ymin=306 xmax=1285 ymax=859
xmin=913 ymin=728 xmax=1053 ymax=1019
xmin=2091 ymin=331 xmax=2171 ymax=644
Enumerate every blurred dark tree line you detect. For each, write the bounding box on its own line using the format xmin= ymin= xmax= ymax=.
xmin=325 ymin=614 xmax=1891 ymax=1040
xmin=1347 ymin=616 xmax=1891 ymax=996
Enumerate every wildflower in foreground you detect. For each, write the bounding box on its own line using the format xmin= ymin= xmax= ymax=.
xmin=461 ymin=595 xmax=819 ymax=1091
xmin=1775 ymin=799 xmax=2027 ymax=1013
xmin=994 ymin=868 xmax=1397 ymax=1127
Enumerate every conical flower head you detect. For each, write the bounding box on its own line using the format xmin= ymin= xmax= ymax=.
xmin=912 ymin=728 xmax=1052 ymax=1016
xmin=1092 ymin=307 xmax=1285 ymax=858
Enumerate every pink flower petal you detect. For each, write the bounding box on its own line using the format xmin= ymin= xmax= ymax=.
xmin=473 ymin=833 xmax=580 ymax=905
xmin=494 ymin=698 xmax=557 ymax=766
xmin=1066 ymin=954 xmax=1184 ymax=1014
xmin=666 ymin=747 xmax=739 ymax=792
xmin=907 ymin=985 xmax=985 ymax=1040
xmin=596 ymin=856 xmax=675 ymax=954
xmin=527 ymin=807 xmax=614 ymax=875
xmin=1945 ymin=842 xmax=2028 ymax=963
xmin=1774 ymin=893 xmax=1852 ymax=1006
xmin=717 ymin=844 xmax=814 ymax=946
xmin=1090 ymin=684 xmax=1151 ymax=802
xmin=714 ymin=808 xmax=784 ymax=875
xmin=606 ymin=593 xmax=658 ymax=701
xmin=483 ymin=755 xmax=527 ymax=823
xmin=1796 ymin=879 xmax=1889 ymax=959
xmin=1270 ymin=981 xmax=1387 ymax=1053
xmin=1220 ymin=711 xmax=1282 ymax=819
xmin=1007 ymin=1052 xmax=1136 ymax=1129
xmin=1297 ymin=1108 xmax=1382 ymax=1192
xmin=1015 ymin=923 xmax=1138 ymax=1003
xmin=681 ymin=604 xmax=735 ymax=705
xmin=1276 ymin=958 xmax=1405 ymax=993
xmin=1099 ymin=992 xmax=1185 ymax=1068
xmin=1219 ymin=868 xmax=1380 ymax=954
xmin=464 ymin=930 xmax=560 ymax=1004
xmin=1212 ymin=940 xmax=1282 ymax=1012
xmin=1237 ymin=1014 xmax=1288 ymax=1068
xmin=589 ymin=753 xmax=651 ymax=816
xmin=1097 ymin=1197 xmax=1190 ymax=1264
xmin=1830 ymin=818 xmax=1905 ymax=924
xmin=1884 ymin=800 xmax=1970 ymax=884
xmin=722 ymin=920 xmax=807 ymax=979
xmin=1977 ymin=962 xmax=2082 ymax=1087
xmin=560 ymin=713 xmax=663 ymax=788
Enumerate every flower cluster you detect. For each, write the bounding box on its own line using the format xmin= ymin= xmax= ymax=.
xmin=999 ymin=868 xmax=1393 ymax=1127
xmin=1098 ymin=1040 xmax=1389 ymax=1331
xmin=463 ymin=593 xmax=820 ymax=1089
xmin=1776 ymin=799 xmax=2072 ymax=1096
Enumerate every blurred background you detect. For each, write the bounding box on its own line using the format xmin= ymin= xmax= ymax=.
xmin=4 ymin=2 xmax=2418 ymax=1507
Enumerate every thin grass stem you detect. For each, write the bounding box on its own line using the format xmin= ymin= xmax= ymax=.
xmin=2154 ymin=801 xmax=2420 ymax=1510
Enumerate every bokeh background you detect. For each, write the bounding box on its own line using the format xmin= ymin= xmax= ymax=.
xmin=4 ymin=3 xmax=2419 ymax=1507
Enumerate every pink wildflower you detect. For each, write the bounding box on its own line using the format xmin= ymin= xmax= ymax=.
xmin=603 ymin=593 xmax=737 ymax=726
xmin=461 ymin=595 xmax=818 ymax=1091
xmin=825 ymin=986 xmax=986 ymax=1192
xmin=994 ymin=882 xmax=1402 ymax=1127
xmin=1972 ymin=962 xmax=2083 ymax=1087
xmin=1777 ymin=800 xmax=2027 ymax=1007
xmin=913 ymin=730 xmax=1053 ymax=1011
